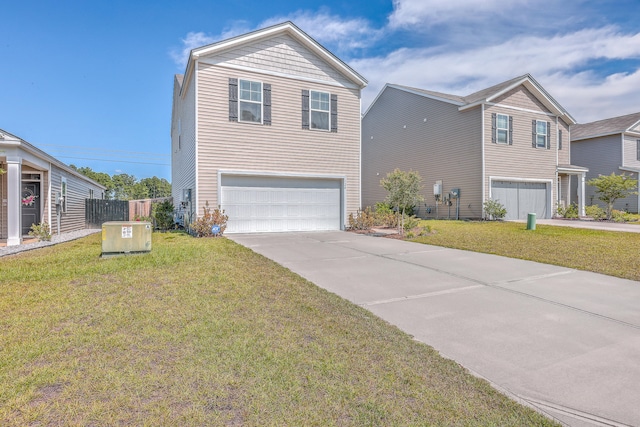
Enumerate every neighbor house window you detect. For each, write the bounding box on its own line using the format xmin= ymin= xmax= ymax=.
xmin=310 ymin=90 xmax=330 ymax=130
xmin=533 ymin=120 xmax=550 ymax=149
xmin=637 ymin=139 xmax=640 ymax=161
xmin=239 ymin=79 xmax=263 ymax=123
xmin=61 ymin=177 xmax=68 ymax=213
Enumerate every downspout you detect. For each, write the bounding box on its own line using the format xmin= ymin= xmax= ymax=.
xmin=194 ymin=57 xmax=199 ymax=218
xmin=481 ymin=104 xmax=486 ymax=219
xmin=555 ymin=116 xmax=559 ymax=217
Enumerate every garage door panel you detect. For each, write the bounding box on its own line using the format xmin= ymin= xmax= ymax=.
xmin=491 ymin=181 xmax=549 ymax=220
xmin=221 ymin=177 xmax=341 ymax=233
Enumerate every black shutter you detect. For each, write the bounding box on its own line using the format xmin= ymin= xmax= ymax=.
xmin=263 ymin=83 xmax=271 ymax=126
xmin=229 ymin=78 xmax=238 ymax=122
xmin=330 ymin=94 xmax=338 ymax=133
xmin=532 ymin=120 xmax=537 ymax=148
xmin=546 ymin=121 xmax=551 ymax=149
xmin=302 ymin=90 xmax=309 ymax=130
xmin=637 ymin=140 xmax=640 ymax=161
xmin=491 ymin=113 xmax=496 ymax=144
xmin=508 ymin=116 xmax=513 ymax=145
xmin=558 ymin=130 xmax=563 ymax=150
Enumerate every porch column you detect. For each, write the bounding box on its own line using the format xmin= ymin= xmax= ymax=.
xmin=6 ymin=158 xmax=22 ymax=246
xmin=578 ymin=172 xmax=586 ymax=217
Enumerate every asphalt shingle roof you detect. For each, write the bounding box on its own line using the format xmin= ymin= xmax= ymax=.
xmin=571 ymin=112 xmax=640 ymax=140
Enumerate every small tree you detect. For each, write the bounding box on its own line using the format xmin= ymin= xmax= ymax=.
xmin=152 ymin=199 xmax=175 ymax=232
xmin=483 ymin=198 xmax=507 ymax=220
xmin=380 ymin=169 xmax=424 ymax=235
xmin=587 ymin=173 xmax=638 ymax=220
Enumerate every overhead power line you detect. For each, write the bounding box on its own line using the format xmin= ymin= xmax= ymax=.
xmin=35 ymin=143 xmax=171 ymax=157
xmin=54 ymin=155 xmax=170 ymax=166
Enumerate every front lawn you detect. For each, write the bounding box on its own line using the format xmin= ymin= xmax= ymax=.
xmin=413 ymin=220 xmax=640 ymax=281
xmin=0 ymin=233 xmax=556 ymax=426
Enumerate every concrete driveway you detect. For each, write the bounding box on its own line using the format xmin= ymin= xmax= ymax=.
xmin=228 ymin=231 xmax=640 ymax=427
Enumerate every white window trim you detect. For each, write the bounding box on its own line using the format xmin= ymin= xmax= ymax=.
xmin=309 ymin=89 xmax=330 ymax=131
xmin=496 ymin=113 xmax=509 ymax=144
xmin=535 ymin=120 xmax=547 ymax=148
xmin=238 ymin=79 xmax=263 ymax=124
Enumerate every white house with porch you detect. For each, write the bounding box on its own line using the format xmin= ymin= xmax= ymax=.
xmin=1 ymin=129 xmax=105 ymax=246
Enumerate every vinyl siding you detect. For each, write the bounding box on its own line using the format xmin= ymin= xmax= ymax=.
xmin=171 ymin=75 xmax=197 ymax=210
xmin=623 ymin=135 xmax=640 ymax=169
xmin=558 ymin=119 xmax=571 ymax=165
xmin=484 ymin=86 xmax=559 ymax=211
xmin=195 ymin=63 xmax=361 ymax=221
xmin=569 ymin=135 xmax=639 ymax=212
xmin=362 ymin=87 xmax=483 ymax=218
xmin=491 ymin=86 xmax=551 ymax=112
xmin=200 ymin=34 xmax=354 ymax=88
xmin=50 ymin=165 xmax=105 ymax=234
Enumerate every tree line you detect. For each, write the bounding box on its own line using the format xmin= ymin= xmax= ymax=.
xmin=70 ymin=165 xmax=171 ymax=201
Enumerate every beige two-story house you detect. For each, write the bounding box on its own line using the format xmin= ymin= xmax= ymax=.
xmin=171 ymin=21 xmax=367 ymax=233
xmin=570 ymin=112 xmax=640 ymax=213
xmin=362 ymin=74 xmax=587 ymax=220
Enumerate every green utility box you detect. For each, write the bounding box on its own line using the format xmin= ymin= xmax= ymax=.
xmin=526 ymin=213 xmax=536 ymax=230
xmin=101 ymin=221 xmax=152 ymax=256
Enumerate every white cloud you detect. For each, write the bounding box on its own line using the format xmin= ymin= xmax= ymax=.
xmin=169 ymin=22 xmax=254 ymax=70
xmin=354 ymin=26 xmax=640 ymax=121
xmin=388 ymin=0 xmax=530 ymax=28
xmin=260 ymin=10 xmax=382 ymax=51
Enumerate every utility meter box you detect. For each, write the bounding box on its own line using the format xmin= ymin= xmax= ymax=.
xmin=102 ymin=221 xmax=152 ymax=256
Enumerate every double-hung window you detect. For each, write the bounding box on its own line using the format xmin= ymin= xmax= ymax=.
xmin=535 ymin=120 xmax=547 ymax=148
xmin=310 ymin=90 xmax=330 ymax=130
xmin=239 ymin=79 xmax=262 ymax=123
xmin=496 ymin=114 xmax=509 ymax=144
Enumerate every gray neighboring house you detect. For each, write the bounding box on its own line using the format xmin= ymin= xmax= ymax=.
xmin=0 ymin=129 xmax=106 ymax=246
xmin=362 ymin=74 xmax=588 ymax=220
xmin=570 ymin=112 xmax=640 ymax=213
xmin=171 ymin=21 xmax=367 ymax=233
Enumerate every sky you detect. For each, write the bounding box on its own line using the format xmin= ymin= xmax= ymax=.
xmin=2 ymin=0 xmax=639 ymax=183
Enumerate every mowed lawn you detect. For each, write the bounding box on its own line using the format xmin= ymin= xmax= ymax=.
xmin=0 ymin=233 xmax=557 ymax=426
xmin=413 ymin=220 xmax=640 ymax=282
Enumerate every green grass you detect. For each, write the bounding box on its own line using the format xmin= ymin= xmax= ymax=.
xmin=413 ymin=220 xmax=640 ymax=281
xmin=0 ymin=232 xmax=557 ymax=426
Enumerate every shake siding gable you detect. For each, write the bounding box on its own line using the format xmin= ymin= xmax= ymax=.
xmin=362 ymin=87 xmax=483 ymax=217
xmin=199 ymin=34 xmax=354 ymax=88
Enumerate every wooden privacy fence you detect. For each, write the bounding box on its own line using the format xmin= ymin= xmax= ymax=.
xmin=129 ymin=197 xmax=172 ymax=220
xmin=85 ymin=199 xmax=129 ymax=228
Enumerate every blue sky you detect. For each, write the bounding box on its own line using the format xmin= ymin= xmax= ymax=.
xmin=2 ymin=0 xmax=639 ymax=182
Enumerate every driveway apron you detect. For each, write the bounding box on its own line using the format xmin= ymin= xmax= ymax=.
xmin=228 ymin=231 xmax=640 ymax=427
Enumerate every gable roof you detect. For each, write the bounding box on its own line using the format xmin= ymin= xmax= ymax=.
xmin=571 ymin=111 xmax=640 ymax=141
xmin=180 ymin=21 xmax=367 ymax=96
xmin=0 ymin=129 xmax=106 ymax=190
xmin=371 ymin=74 xmax=576 ymax=124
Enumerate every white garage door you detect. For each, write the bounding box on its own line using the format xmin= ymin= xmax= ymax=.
xmin=491 ymin=181 xmax=549 ymax=220
xmin=221 ymin=175 xmax=342 ymax=233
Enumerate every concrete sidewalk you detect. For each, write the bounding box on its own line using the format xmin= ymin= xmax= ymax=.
xmin=514 ymin=218 xmax=640 ymax=233
xmin=229 ymin=231 xmax=640 ymax=427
